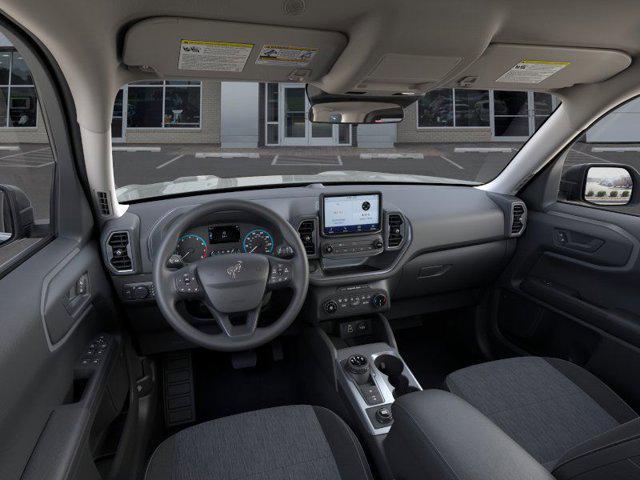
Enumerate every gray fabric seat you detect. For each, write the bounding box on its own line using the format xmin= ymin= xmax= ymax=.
xmin=145 ymin=405 xmax=373 ymax=480
xmin=445 ymin=356 xmax=638 ymax=470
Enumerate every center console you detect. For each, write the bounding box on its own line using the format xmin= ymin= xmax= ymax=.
xmin=337 ymin=343 xmax=422 ymax=435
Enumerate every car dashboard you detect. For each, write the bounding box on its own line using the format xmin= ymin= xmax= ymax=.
xmin=100 ymin=183 xmax=526 ymax=354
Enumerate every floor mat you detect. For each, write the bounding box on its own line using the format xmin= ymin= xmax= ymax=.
xmin=192 ymin=342 xmax=304 ymax=422
xmin=394 ymin=312 xmax=485 ymax=389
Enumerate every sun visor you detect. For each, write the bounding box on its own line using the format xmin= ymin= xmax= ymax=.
xmin=450 ymin=43 xmax=631 ymax=91
xmin=122 ymin=17 xmax=347 ymax=83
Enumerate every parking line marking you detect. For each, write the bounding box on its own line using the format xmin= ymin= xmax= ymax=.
xmin=0 ymin=146 xmax=50 ymax=161
xmin=195 ymin=152 xmax=260 ymax=159
xmin=360 ymin=153 xmax=424 ymax=160
xmin=156 ymin=154 xmax=185 ymax=169
xmin=439 ymin=154 xmax=464 ymax=170
xmin=113 ymin=146 xmax=161 ymax=152
xmin=273 ymin=154 xmax=342 ymax=166
xmin=455 ymin=147 xmax=512 ymax=153
xmin=592 ymin=146 xmax=640 ymax=153
xmin=573 ymin=149 xmax=612 ymax=163
xmin=0 ymin=145 xmax=20 ymax=151
xmin=0 ymin=161 xmax=53 ymax=168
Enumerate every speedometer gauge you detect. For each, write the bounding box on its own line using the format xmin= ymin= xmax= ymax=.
xmin=176 ymin=234 xmax=208 ymax=263
xmin=242 ymin=229 xmax=274 ymax=254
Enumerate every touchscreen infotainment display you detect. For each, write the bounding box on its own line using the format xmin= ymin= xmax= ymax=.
xmin=322 ymin=193 xmax=381 ymax=235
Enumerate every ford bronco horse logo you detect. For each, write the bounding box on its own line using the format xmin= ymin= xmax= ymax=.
xmin=226 ymin=260 xmax=243 ymax=280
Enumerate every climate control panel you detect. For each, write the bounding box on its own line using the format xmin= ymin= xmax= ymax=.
xmin=320 ymin=284 xmax=389 ymax=319
xmin=320 ymin=234 xmax=384 ymax=259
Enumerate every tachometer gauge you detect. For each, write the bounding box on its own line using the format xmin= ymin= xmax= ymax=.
xmin=242 ymin=229 xmax=274 ymax=254
xmin=176 ymin=234 xmax=208 ymax=263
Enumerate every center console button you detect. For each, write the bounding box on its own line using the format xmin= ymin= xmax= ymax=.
xmin=324 ymin=300 xmax=338 ymax=314
xmin=375 ymin=406 xmax=393 ymax=424
xmin=371 ymin=293 xmax=388 ymax=308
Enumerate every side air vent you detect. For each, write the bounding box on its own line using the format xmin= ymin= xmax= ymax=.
xmin=298 ymin=219 xmax=316 ymax=256
xmin=510 ymin=203 xmax=527 ymax=236
xmin=96 ymin=191 xmax=111 ymax=216
xmin=387 ymin=213 xmax=405 ymax=249
xmin=107 ymin=231 xmax=133 ymax=272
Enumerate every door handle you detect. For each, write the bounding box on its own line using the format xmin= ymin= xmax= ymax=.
xmin=554 ymin=229 xmax=604 ymax=253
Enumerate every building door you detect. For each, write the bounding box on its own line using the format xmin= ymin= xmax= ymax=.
xmin=491 ymin=91 xmax=555 ymax=141
xmin=278 ymin=84 xmax=350 ymax=146
xmin=111 ymin=88 xmax=127 ymax=142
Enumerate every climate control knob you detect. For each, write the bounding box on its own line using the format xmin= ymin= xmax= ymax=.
xmin=373 ymin=239 xmax=384 ymax=249
xmin=324 ymin=244 xmax=334 ymax=254
xmin=324 ymin=300 xmax=338 ymax=314
xmin=371 ymin=294 xmax=388 ymax=309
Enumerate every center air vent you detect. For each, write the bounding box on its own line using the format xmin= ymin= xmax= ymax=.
xmin=511 ymin=203 xmax=527 ymax=236
xmin=107 ymin=231 xmax=133 ymax=272
xmin=387 ymin=213 xmax=405 ymax=248
xmin=298 ymin=219 xmax=316 ymax=256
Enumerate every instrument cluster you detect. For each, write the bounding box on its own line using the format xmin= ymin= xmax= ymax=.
xmin=170 ymin=223 xmax=277 ymax=266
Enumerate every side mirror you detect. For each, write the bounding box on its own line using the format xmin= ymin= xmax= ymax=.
xmin=560 ymin=164 xmax=637 ymax=206
xmin=306 ymin=85 xmax=419 ymax=124
xmin=0 ymin=185 xmax=34 ymax=245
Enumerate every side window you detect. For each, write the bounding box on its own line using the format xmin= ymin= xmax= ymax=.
xmin=0 ymin=33 xmax=55 ymax=270
xmin=559 ymin=98 xmax=640 ymax=216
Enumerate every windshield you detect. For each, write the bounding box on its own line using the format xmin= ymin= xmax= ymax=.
xmin=110 ymin=81 xmax=559 ymax=202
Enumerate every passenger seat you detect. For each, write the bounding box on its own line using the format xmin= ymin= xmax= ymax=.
xmin=445 ymin=357 xmax=640 ymax=477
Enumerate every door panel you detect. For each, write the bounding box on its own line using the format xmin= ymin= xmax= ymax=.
xmin=0 ymin=237 xmax=121 ymax=479
xmin=494 ymin=201 xmax=640 ymax=410
xmin=0 ymin=24 xmax=132 ymax=480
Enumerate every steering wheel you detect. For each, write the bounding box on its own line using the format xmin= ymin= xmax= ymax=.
xmin=152 ymin=199 xmax=309 ymax=351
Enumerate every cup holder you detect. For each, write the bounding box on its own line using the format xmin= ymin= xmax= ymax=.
xmin=374 ymin=354 xmax=419 ymax=398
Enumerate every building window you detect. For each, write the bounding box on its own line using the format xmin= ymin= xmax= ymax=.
xmin=265 ymin=83 xmax=279 ymax=145
xmin=127 ymin=80 xmax=201 ymax=129
xmin=417 ymin=89 xmax=489 ymax=128
xmin=0 ymin=51 xmax=37 ymax=128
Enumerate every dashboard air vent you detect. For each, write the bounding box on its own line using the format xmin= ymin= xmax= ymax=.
xmin=511 ymin=203 xmax=527 ymax=236
xmin=298 ymin=220 xmax=316 ymax=256
xmin=96 ymin=191 xmax=111 ymax=216
xmin=387 ymin=213 xmax=404 ymax=248
xmin=107 ymin=231 xmax=133 ymax=271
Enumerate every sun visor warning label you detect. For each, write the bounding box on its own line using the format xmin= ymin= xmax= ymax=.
xmin=178 ymin=40 xmax=254 ymax=72
xmin=497 ymin=60 xmax=570 ymax=84
xmin=256 ymin=45 xmax=317 ymax=66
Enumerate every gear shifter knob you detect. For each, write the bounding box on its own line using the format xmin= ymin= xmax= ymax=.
xmin=345 ymin=354 xmax=370 ymax=384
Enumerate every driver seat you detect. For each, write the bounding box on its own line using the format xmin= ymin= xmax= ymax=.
xmin=145 ymin=405 xmax=373 ymax=480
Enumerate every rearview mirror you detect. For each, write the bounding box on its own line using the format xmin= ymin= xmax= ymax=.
xmin=306 ymin=85 xmax=419 ymax=124
xmin=0 ymin=185 xmax=34 ymax=245
xmin=584 ymin=166 xmax=633 ymax=206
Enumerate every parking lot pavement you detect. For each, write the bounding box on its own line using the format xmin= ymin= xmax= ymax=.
xmin=110 ymin=143 xmax=524 ymax=189
xmin=4 ymin=142 xmax=640 ymax=219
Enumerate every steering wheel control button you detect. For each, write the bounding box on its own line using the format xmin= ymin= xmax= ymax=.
xmin=175 ymin=273 xmax=200 ymax=295
xmin=269 ymin=262 xmax=291 ymax=286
